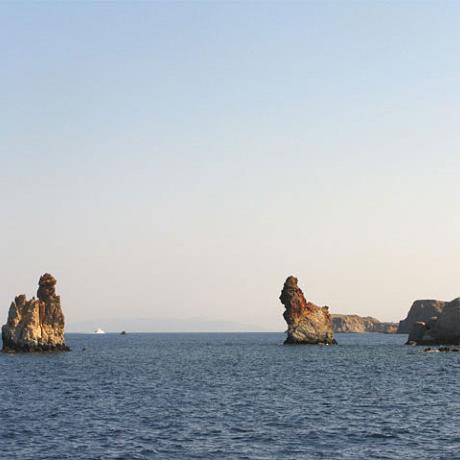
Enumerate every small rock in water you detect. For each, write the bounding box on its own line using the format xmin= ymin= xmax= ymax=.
xmin=439 ymin=346 xmax=459 ymax=352
xmin=423 ymin=346 xmax=459 ymax=353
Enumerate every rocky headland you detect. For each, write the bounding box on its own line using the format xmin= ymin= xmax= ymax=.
xmin=406 ymin=297 xmax=460 ymax=345
xmin=332 ymin=314 xmax=397 ymax=334
xmin=2 ymin=274 xmax=69 ymax=352
xmin=280 ymin=276 xmax=336 ymax=345
xmin=397 ymin=299 xmax=447 ymax=334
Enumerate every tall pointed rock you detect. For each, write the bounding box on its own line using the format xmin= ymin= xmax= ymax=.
xmin=280 ymin=276 xmax=336 ymax=345
xmin=2 ymin=273 xmax=69 ymax=352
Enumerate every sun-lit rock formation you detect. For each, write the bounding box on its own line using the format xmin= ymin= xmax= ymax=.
xmin=407 ymin=298 xmax=460 ymax=345
xmin=2 ymin=274 xmax=69 ymax=352
xmin=280 ymin=276 xmax=336 ymax=344
xmin=397 ymin=299 xmax=447 ymax=334
xmin=332 ymin=314 xmax=397 ymax=333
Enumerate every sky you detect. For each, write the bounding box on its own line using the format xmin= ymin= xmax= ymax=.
xmin=1 ymin=1 xmax=460 ymax=331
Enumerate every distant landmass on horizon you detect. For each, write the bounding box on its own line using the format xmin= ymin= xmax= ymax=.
xmin=66 ymin=317 xmax=274 ymax=333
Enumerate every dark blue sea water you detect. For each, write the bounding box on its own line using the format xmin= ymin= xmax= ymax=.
xmin=1 ymin=333 xmax=460 ymax=460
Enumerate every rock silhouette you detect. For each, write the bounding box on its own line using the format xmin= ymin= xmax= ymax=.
xmin=280 ymin=276 xmax=336 ymax=345
xmin=397 ymin=300 xmax=446 ymax=334
xmin=407 ymin=298 xmax=460 ymax=345
xmin=2 ymin=274 xmax=69 ymax=352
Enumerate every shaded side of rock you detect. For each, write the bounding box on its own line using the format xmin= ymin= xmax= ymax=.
xmin=280 ymin=276 xmax=336 ymax=345
xmin=332 ymin=314 xmax=397 ymax=333
xmin=406 ymin=298 xmax=460 ymax=345
xmin=397 ymin=300 xmax=447 ymax=334
xmin=2 ymin=274 xmax=69 ymax=352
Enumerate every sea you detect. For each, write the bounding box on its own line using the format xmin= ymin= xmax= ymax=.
xmin=1 ymin=332 xmax=459 ymax=460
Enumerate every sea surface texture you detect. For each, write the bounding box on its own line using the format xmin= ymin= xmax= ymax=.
xmin=1 ymin=333 xmax=459 ymax=460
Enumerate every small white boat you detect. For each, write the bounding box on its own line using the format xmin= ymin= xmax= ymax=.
xmin=94 ymin=328 xmax=105 ymax=334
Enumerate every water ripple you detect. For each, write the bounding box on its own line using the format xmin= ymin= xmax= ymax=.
xmin=1 ymin=333 xmax=459 ymax=459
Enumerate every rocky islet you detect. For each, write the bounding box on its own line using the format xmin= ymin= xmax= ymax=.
xmin=2 ymin=273 xmax=460 ymax=349
xmin=2 ymin=274 xmax=69 ymax=352
xmin=280 ymin=276 xmax=336 ymax=345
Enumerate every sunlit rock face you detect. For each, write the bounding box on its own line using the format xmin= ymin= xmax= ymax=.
xmin=280 ymin=276 xmax=336 ymax=345
xmin=397 ymin=300 xmax=447 ymax=334
xmin=407 ymin=298 xmax=460 ymax=345
xmin=2 ymin=274 xmax=69 ymax=352
xmin=332 ymin=314 xmax=397 ymax=334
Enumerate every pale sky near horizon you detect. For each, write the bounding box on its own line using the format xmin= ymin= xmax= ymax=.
xmin=2 ymin=1 xmax=460 ymax=330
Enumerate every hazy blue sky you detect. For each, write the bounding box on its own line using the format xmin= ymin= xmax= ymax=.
xmin=2 ymin=1 xmax=460 ymax=331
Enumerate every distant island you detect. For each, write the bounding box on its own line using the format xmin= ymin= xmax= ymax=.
xmin=66 ymin=317 xmax=270 ymax=333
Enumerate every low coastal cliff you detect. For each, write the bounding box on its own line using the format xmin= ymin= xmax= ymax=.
xmin=332 ymin=314 xmax=397 ymax=334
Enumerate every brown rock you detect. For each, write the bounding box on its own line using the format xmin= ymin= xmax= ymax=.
xmin=280 ymin=276 xmax=336 ymax=345
xmin=2 ymin=274 xmax=69 ymax=352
